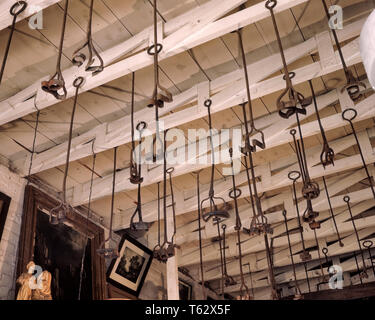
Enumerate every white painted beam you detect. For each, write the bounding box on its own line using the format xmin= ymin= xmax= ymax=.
xmin=0 ymin=0 xmax=60 ymax=31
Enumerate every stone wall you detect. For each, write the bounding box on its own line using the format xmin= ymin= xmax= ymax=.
xmin=0 ymin=165 xmax=26 ymax=300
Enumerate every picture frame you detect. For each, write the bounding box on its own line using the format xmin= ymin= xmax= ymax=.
xmin=179 ymin=279 xmax=192 ymax=300
xmin=107 ymin=233 xmax=153 ymax=297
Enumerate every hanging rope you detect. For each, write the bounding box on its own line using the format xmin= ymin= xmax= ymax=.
xmin=49 ymin=76 xmax=84 ymax=225
xmin=72 ymin=0 xmax=104 ymax=75
xmin=96 ymin=147 xmax=119 ymax=260
xmin=41 ymin=0 xmax=69 ymax=100
xmin=0 ymin=1 xmax=27 ymax=86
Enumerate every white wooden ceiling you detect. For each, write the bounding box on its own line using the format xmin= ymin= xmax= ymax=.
xmin=1 ymin=0 xmax=375 ymax=299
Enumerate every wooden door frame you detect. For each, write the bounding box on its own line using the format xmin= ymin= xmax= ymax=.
xmin=16 ymin=185 xmax=107 ymax=300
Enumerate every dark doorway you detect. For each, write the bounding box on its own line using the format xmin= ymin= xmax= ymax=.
xmin=33 ymin=210 xmax=93 ymax=300
xmin=17 ymin=186 xmax=106 ymax=300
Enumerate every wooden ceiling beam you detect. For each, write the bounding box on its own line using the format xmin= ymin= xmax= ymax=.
xmin=114 ymin=126 xmax=375 ymax=230
xmin=178 ymin=198 xmax=375 ymax=267
xmin=14 ymin=20 xmax=364 ymax=177
xmin=202 ymin=227 xmax=375 ymax=282
xmin=0 ymin=0 xmax=292 ymax=125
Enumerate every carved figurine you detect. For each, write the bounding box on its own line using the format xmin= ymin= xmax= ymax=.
xmin=16 ymin=261 xmax=53 ymax=300
xmin=16 ymin=261 xmax=36 ymax=300
xmin=32 ymin=270 xmax=52 ymax=300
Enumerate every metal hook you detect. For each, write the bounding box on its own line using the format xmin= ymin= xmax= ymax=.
xmin=72 ymin=0 xmax=104 ymax=75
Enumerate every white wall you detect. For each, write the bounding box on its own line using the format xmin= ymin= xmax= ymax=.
xmin=0 ymin=164 xmax=26 ymax=300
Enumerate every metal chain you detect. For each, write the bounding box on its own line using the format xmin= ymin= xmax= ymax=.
xmin=72 ymin=0 xmax=104 ymax=75
xmin=41 ymin=0 xmax=69 ymax=100
xmin=0 ymin=1 xmax=27 ymax=85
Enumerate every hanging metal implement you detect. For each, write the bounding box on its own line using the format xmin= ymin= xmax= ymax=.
xmin=308 ymin=80 xmax=335 ymax=168
xmin=49 ymin=77 xmax=84 ymax=224
xmin=0 ymin=1 xmax=27 ymax=86
xmin=41 ymin=0 xmax=69 ymax=100
xmin=288 ymin=171 xmax=312 ymax=262
xmin=193 ymin=170 xmax=206 ymax=299
xmin=152 ymin=182 xmax=162 ymax=259
xmin=290 ymin=127 xmax=321 ymax=230
xmin=200 ymin=99 xmax=229 ymax=222
xmin=362 ymin=240 xmax=375 ymax=278
xmin=229 ymin=148 xmax=251 ymax=300
xmin=72 ymin=0 xmax=104 ymax=75
xmin=322 ymin=176 xmax=344 ymax=247
xmin=281 ymin=210 xmax=302 ymax=300
xmin=265 ymin=0 xmax=312 ymax=119
xmin=320 ymin=0 xmax=365 ymax=102
xmin=130 ymin=122 xmax=149 ymax=231
xmin=153 ymin=132 xmax=176 ymax=262
xmin=96 ymin=147 xmax=119 ymax=260
xmin=343 ymin=195 xmax=368 ymax=279
xmin=221 ymin=224 xmax=237 ymax=287
xmin=234 ymin=28 xmax=271 ymax=236
xmin=342 ymin=108 xmax=375 ymax=200
xmin=147 ymin=0 xmax=172 ymax=163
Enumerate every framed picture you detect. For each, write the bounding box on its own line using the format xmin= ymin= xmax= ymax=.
xmin=179 ymin=279 xmax=192 ymax=300
xmin=107 ymin=233 xmax=153 ymax=297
